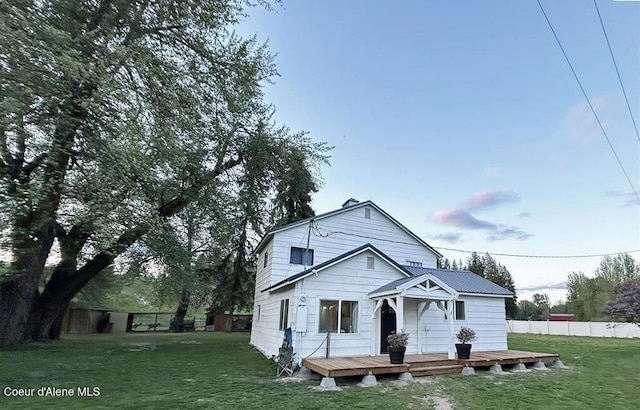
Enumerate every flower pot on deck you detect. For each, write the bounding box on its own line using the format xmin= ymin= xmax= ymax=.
xmin=455 ymin=343 xmax=472 ymax=360
xmin=388 ymin=347 xmax=406 ymax=364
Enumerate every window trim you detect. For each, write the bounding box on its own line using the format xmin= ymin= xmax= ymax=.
xmin=455 ymin=300 xmax=466 ymax=321
xmin=407 ymin=260 xmax=422 ymax=268
xmin=318 ymin=299 xmax=359 ymax=334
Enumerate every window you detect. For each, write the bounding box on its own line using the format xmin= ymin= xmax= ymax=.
xmin=264 ymin=251 xmax=268 ymax=268
xmin=290 ymin=247 xmax=314 ymax=265
xmin=407 ymin=261 xmax=422 ymax=267
xmin=256 ymin=305 xmax=261 ymax=320
xmin=319 ymin=300 xmax=358 ymax=333
xmin=364 ymin=207 xmax=371 ymax=219
xmin=455 ymin=301 xmax=465 ymax=321
xmin=367 ymin=256 xmax=375 ymax=269
xmin=279 ymin=299 xmax=289 ymax=330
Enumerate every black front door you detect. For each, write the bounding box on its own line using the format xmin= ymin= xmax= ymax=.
xmin=380 ymin=300 xmax=396 ymax=354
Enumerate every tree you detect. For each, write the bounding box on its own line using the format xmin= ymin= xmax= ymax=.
xmin=515 ymin=300 xmax=544 ymax=321
xmin=271 ymin=147 xmax=318 ymax=226
xmin=0 ymin=0 xmax=329 ymax=347
xmin=460 ymin=253 xmax=518 ymax=318
xmin=466 ymin=252 xmax=484 ymax=277
xmin=567 ymin=254 xmax=640 ymax=321
xmin=604 ymin=281 xmax=640 ymax=326
xmin=438 ymin=258 xmax=450 ymax=269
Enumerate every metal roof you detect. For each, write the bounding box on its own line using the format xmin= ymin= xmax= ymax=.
xmin=402 ymin=266 xmax=513 ymax=296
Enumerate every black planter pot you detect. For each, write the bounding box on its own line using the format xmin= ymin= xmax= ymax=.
xmin=388 ymin=346 xmax=406 ymax=364
xmin=455 ymin=343 xmax=472 ymax=359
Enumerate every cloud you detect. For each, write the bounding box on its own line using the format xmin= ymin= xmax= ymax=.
xmin=431 ymin=232 xmax=463 ymax=244
xmin=604 ymin=190 xmax=640 ymax=207
xmin=519 ymin=282 xmax=567 ymax=292
xmin=430 ymin=190 xmax=532 ymax=241
xmin=432 ymin=209 xmax=497 ymax=230
xmin=487 ymin=226 xmax=533 ymax=241
xmin=518 ymin=212 xmax=531 ymax=218
xmin=460 ymin=191 xmax=519 ymax=211
xmin=562 ymin=96 xmax=609 ymax=143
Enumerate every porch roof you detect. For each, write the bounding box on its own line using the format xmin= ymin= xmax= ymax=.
xmin=369 ymin=267 xmax=514 ymax=298
xmin=403 ymin=266 xmax=514 ymax=297
xmin=368 ymin=273 xmax=458 ymax=299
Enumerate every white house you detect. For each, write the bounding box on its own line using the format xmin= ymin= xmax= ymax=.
xmin=250 ymin=199 xmax=512 ymax=363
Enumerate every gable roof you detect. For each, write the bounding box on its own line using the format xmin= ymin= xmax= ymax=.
xmin=368 ymin=273 xmax=459 ymax=299
xmin=254 ymin=200 xmax=442 ymax=257
xmin=403 ymin=266 xmax=514 ymax=297
xmin=263 ymin=243 xmax=410 ymax=293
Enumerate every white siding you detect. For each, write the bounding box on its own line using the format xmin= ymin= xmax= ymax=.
xmin=417 ymin=296 xmax=508 ymax=353
xmin=291 ymin=251 xmax=407 ymax=360
xmin=269 ymin=206 xmax=438 ymax=285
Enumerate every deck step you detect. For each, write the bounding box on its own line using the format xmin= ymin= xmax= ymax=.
xmin=410 ymin=365 xmax=464 ymax=377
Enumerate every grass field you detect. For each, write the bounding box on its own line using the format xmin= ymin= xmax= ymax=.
xmin=0 ymin=332 xmax=638 ymax=409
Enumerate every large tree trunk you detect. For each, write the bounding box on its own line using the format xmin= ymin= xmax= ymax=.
xmin=0 ymin=224 xmax=55 ymax=347
xmin=173 ymin=289 xmax=190 ymax=332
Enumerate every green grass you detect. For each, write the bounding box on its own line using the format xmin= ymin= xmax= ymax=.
xmin=443 ymin=334 xmax=640 ymax=410
xmin=0 ymin=332 xmax=638 ymax=409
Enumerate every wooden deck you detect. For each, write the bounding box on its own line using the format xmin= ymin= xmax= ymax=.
xmin=303 ymin=350 xmax=560 ymax=378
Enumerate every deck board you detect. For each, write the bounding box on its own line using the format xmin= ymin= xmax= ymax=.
xmin=303 ymin=350 xmax=560 ymax=378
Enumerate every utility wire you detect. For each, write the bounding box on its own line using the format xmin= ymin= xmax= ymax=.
xmin=434 ymin=246 xmax=640 ymax=259
xmin=536 ymin=0 xmax=640 ymax=206
xmin=593 ymin=0 xmax=640 ymax=144
xmin=311 ymin=224 xmax=640 ymax=259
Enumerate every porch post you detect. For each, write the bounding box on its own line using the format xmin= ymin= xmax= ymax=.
xmin=447 ymin=299 xmax=455 ymax=359
xmin=396 ymin=295 xmax=404 ymax=332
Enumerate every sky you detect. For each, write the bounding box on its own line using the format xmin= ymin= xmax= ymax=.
xmin=239 ymin=0 xmax=640 ymax=303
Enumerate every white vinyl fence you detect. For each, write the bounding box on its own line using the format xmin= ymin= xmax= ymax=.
xmin=507 ymin=320 xmax=640 ymax=338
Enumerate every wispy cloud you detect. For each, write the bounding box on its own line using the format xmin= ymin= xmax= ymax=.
xmin=604 ymin=190 xmax=640 ymax=207
xmin=518 ymin=212 xmax=531 ymax=218
xmin=460 ymin=191 xmax=519 ymax=211
xmin=562 ymin=96 xmax=609 ymax=143
xmin=519 ymin=282 xmax=567 ymax=292
xmin=431 ymin=232 xmax=463 ymax=244
xmin=432 ymin=209 xmax=496 ymax=230
xmin=431 ymin=190 xmax=532 ymax=241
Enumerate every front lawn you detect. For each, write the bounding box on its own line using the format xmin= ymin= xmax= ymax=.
xmin=0 ymin=332 xmax=637 ymax=409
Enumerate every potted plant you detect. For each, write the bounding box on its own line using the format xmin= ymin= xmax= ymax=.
xmin=455 ymin=327 xmax=476 ymax=360
xmin=387 ymin=332 xmax=409 ymax=364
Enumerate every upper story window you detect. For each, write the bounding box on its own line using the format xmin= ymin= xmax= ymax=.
xmin=364 ymin=207 xmax=371 ymax=219
xmin=407 ymin=261 xmax=422 ymax=268
xmin=290 ymin=247 xmax=314 ymax=265
xmin=264 ymin=251 xmax=268 ymax=268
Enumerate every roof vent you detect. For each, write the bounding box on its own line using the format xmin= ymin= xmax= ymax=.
xmin=342 ymin=198 xmax=360 ymax=208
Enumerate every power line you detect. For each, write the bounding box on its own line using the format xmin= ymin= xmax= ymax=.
xmin=593 ymin=0 xmax=640 ymax=144
xmin=311 ymin=224 xmax=640 ymax=259
xmin=536 ymin=0 xmax=640 ymax=206
xmin=434 ymin=246 xmax=640 ymax=259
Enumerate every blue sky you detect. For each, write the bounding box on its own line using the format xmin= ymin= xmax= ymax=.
xmin=241 ymin=0 xmax=640 ymax=302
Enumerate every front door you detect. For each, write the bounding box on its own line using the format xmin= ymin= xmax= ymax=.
xmin=380 ymin=300 xmax=396 ymax=354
